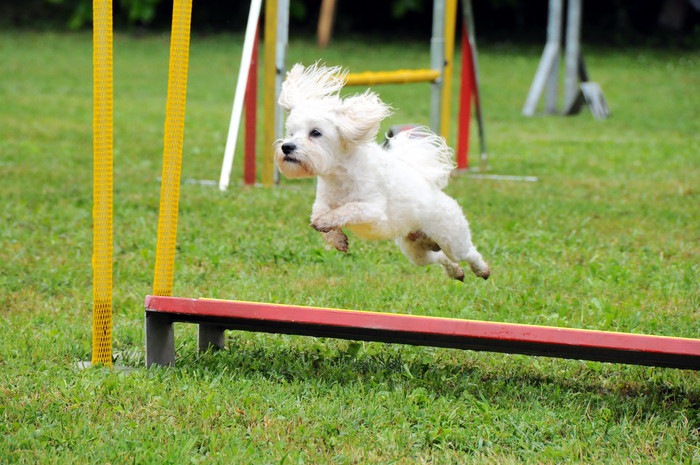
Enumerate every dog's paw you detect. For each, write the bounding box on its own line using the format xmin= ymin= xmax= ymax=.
xmin=322 ymin=228 xmax=349 ymax=253
xmin=441 ymin=262 xmax=465 ymax=282
xmin=311 ymin=222 xmax=333 ymax=233
xmin=469 ymin=262 xmax=490 ymax=280
xmin=311 ymin=214 xmax=341 ymax=233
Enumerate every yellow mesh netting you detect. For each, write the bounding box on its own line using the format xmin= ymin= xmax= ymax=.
xmin=92 ymin=0 xmax=114 ymax=367
xmin=153 ymin=0 xmax=193 ymax=297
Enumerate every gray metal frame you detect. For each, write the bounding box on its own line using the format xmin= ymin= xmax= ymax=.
xmin=429 ymin=0 xmax=446 ymax=131
xmin=523 ymin=0 xmax=564 ymax=116
xmin=273 ymin=0 xmax=447 ymax=135
xmin=523 ymin=0 xmax=608 ymax=119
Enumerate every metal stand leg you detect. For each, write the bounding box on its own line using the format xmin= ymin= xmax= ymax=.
xmin=145 ymin=312 xmax=175 ymax=367
xmin=525 ymin=0 xmax=608 ymax=119
xmin=198 ymin=324 xmax=226 ymax=352
xmin=523 ymin=0 xmax=563 ymax=116
xmin=429 ymin=0 xmax=446 ymax=132
xmin=563 ymin=0 xmax=582 ymax=112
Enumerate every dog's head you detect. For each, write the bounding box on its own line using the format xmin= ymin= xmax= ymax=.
xmin=274 ymin=63 xmax=392 ymax=178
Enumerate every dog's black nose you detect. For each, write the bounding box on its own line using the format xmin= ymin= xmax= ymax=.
xmin=281 ymin=142 xmax=296 ymax=155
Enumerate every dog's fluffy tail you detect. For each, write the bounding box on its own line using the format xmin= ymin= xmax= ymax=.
xmin=386 ymin=127 xmax=455 ymax=189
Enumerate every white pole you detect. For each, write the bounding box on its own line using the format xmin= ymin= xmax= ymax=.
xmin=219 ymin=0 xmax=263 ymax=191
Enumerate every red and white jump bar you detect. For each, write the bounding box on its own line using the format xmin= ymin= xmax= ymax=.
xmin=145 ymin=295 xmax=700 ymax=369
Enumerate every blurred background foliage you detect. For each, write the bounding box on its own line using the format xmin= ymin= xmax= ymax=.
xmin=0 ymin=0 xmax=698 ymax=45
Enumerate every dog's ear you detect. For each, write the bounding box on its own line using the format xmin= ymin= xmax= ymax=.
xmin=279 ymin=62 xmax=346 ymax=111
xmin=335 ymin=90 xmax=393 ymax=145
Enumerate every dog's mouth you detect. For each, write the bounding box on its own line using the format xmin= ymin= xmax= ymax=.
xmin=283 ymin=155 xmax=300 ymax=164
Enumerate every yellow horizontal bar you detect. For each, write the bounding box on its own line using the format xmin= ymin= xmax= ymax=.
xmin=345 ymin=69 xmax=440 ymax=86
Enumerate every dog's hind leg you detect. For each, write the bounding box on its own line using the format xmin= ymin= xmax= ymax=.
xmin=421 ymin=196 xmax=491 ymax=280
xmin=396 ymin=232 xmax=465 ymax=281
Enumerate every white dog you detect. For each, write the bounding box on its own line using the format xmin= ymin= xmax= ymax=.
xmin=274 ymin=63 xmax=490 ymax=281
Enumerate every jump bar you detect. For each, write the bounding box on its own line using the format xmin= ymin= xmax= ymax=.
xmin=345 ymin=69 xmax=441 ymax=86
xmin=144 ymin=295 xmax=700 ymax=370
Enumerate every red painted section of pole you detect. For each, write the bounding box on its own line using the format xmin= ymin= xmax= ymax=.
xmin=456 ymin=22 xmax=473 ymax=170
xmin=243 ymin=22 xmax=259 ymax=186
xmin=145 ymin=295 xmax=700 ymax=370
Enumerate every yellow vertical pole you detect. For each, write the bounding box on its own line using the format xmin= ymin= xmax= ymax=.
xmin=262 ymin=0 xmax=279 ymax=186
xmin=153 ymin=0 xmax=193 ymax=296
xmin=91 ymin=0 xmax=114 ymax=367
xmin=440 ymin=0 xmax=458 ymax=142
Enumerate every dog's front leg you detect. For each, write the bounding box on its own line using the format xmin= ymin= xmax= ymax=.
xmin=311 ymin=202 xmax=384 ymax=233
xmin=311 ymin=202 xmax=384 ymax=252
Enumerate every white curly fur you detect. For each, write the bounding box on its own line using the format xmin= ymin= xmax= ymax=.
xmin=386 ymin=126 xmax=456 ymax=190
xmin=274 ymin=63 xmax=490 ymax=281
xmin=278 ymin=63 xmax=347 ymax=111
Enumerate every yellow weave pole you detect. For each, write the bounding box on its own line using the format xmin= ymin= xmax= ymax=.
xmin=153 ymin=0 xmax=193 ymax=296
xmin=261 ymin=0 xmax=279 ymax=186
xmin=439 ymin=0 xmax=458 ymax=140
xmin=91 ymin=0 xmax=114 ymax=367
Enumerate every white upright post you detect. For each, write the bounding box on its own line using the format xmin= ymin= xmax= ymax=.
xmin=219 ymin=0 xmax=263 ymax=191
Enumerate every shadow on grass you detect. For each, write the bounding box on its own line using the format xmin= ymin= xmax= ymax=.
xmin=183 ymin=335 xmax=700 ymax=423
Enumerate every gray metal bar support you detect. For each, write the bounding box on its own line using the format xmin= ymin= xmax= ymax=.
xmin=461 ymin=0 xmax=488 ymax=170
xmin=273 ymin=0 xmax=289 ymax=185
xmin=429 ymin=0 xmax=445 ymax=131
xmin=563 ymin=0 xmax=582 ymax=112
xmin=145 ymin=312 xmax=175 ymax=367
xmin=198 ymin=324 xmax=226 ymax=352
xmin=544 ymin=0 xmax=563 ymax=113
xmin=523 ymin=0 xmax=563 ymax=116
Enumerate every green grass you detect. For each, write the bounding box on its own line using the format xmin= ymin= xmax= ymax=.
xmin=1 ymin=31 xmax=699 ymax=463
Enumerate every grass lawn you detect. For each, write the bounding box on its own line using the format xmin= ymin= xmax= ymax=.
xmin=1 ymin=30 xmax=699 ymax=463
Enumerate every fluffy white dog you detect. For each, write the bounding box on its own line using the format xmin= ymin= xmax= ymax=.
xmin=274 ymin=63 xmax=490 ymax=281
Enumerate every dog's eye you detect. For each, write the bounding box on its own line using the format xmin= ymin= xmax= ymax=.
xmin=309 ymin=129 xmax=322 ymax=138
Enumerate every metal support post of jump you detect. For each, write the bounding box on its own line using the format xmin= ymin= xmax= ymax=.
xmin=218 ymin=0 xmax=497 ymax=187
xmin=255 ymin=0 xmax=453 ymax=186
xmin=522 ymin=0 xmax=609 ymax=119
xmin=219 ymin=0 xmax=262 ymax=190
xmin=456 ymin=0 xmax=487 ymax=171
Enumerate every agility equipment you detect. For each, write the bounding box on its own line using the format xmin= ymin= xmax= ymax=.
xmin=91 ymin=0 xmax=114 ymax=367
xmin=153 ymin=0 xmax=193 ymax=297
xmin=219 ymin=0 xmax=263 ymax=190
xmin=90 ymin=1 xmax=696 ymax=371
xmin=456 ymin=0 xmax=486 ymax=171
xmin=217 ymin=0 xmax=504 ymax=185
xmin=523 ymin=0 xmax=609 ymax=119
xmin=219 ymin=0 xmax=488 ymax=187
xmin=143 ymin=0 xmax=698 ymax=371
xmin=145 ymin=297 xmax=700 ymax=369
